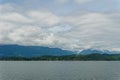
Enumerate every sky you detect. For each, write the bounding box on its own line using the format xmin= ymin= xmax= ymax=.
xmin=0 ymin=0 xmax=120 ymax=51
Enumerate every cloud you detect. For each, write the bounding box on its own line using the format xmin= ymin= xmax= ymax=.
xmin=62 ymin=12 xmax=120 ymax=50
xmin=28 ymin=10 xmax=60 ymax=26
xmin=54 ymin=0 xmax=69 ymax=5
xmin=0 ymin=4 xmax=120 ymax=51
xmin=54 ymin=0 xmax=94 ymax=5
xmin=74 ymin=0 xmax=93 ymax=4
xmin=8 ymin=26 xmax=55 ymax=46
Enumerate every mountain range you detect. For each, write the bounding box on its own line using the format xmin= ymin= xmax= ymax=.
xmin=0 ymin=45 xmax=74 ymax=57
xmin=79 ymin=49 xmax=120 ymax=55
xmin=0 ymin=45 xmax=119 ymax=57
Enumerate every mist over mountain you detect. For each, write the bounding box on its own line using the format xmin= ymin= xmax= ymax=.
xmin=79 ymin=49 xmax=120 ymax=55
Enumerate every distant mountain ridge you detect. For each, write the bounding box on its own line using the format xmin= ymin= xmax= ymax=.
xmin=0 ymin=45 xmax=120 ymax=57
xmin=0 ymin=45 xmax=74 ymax=57
xmin=79 ymin=49 xmax=120 ymax=55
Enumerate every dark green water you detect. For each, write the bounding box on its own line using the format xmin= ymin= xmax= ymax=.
xmin=0 ymin=61 xmax=120 ymax=80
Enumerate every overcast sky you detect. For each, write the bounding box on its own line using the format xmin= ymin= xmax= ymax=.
xmin=0 ymin=0 xmax=120 ymax=51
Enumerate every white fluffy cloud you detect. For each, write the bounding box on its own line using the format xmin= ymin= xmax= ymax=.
xmin=0 ymin=4 xmax=120 ymax=51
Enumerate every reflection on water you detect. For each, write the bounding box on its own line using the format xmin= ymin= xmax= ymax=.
xmin=0 ymin=61 xmax=120 ymax=80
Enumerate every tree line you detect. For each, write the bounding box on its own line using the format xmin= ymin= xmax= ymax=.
xmin=0 ymin=53 xmax=120 ymax=61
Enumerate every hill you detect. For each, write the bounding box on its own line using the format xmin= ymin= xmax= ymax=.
xmin=0 ymin=45 xmax=74 ymax=57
